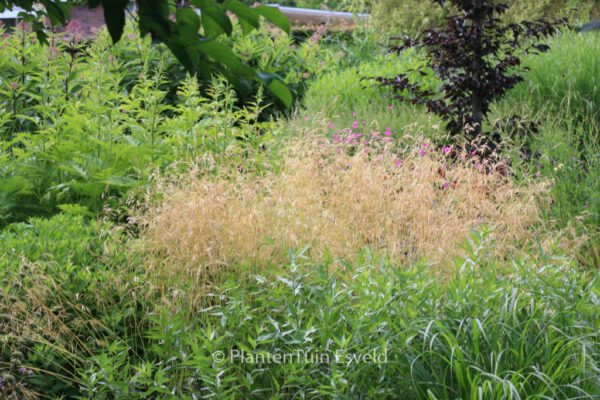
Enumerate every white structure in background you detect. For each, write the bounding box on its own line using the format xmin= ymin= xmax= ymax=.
xmin=266 ymin=4 xmax=368 ymax=25
xmin=0 ymin=6 xmax=24 ymax=27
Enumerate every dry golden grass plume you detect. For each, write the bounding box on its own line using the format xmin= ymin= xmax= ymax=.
xmin=139 ymin=135 xmax=547 ymax=283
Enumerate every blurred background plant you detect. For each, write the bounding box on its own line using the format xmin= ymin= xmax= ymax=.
xmin=370 ymin=0 xmax=600 ymax=38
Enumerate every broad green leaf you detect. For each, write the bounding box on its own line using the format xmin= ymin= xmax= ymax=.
xmin=41 ymin=0 xmax=68 ymax=26
xmin=176 ymin=7 xmax=201 ymax=39
xmin=191 ymin=0 xmax=232 ymax=36
xmin=254 ymin=5 xmax=290 ymax=34
xmin=222 ymin=0 xmax=259 ymax=33
xmin=102 ymin=0 xmax=128 ymax=43
xmin=201 ymin=14 xmax=226 ymax=38
xmin=267 ymin=78 xmax=292 ymax=109
xmin=197 ymin=39 xmax=252 ymax=75
xmin=137 ymin=0 xmax=172 ymax=38
xmin=164 ymin=39 xmax=199 ymax=73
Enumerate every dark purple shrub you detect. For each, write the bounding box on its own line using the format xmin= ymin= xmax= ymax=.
xmin=377 ymin=0 xmax=562 ymax=147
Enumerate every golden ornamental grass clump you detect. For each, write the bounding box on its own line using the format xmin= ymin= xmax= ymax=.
xmin=139 ymin=133 xmax=547 ymax=282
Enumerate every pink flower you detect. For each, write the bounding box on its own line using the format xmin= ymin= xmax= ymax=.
xmin=352 ymin=120 xmax=359 ymax=129
xmin=441 ymin=182 xmax=450 ymax=190
xmin=17 ymin=21 xmax=31 ymax=32
xmin=48 ymin=43 xmax=60 ymax=58
xmin=421 ymin=142 xmax=430 ymax=149
xmin=371 ymin=131 xmax=379 ymax=138
xmin=395 ymin=159 xmax=403 ymax=168
xmin=419 ymin=149 xmax=426 ymax=157
xmin=66 ymin=20 xmax=83 ymax=42
xmin=352 ymin=111 xmax=357 ymax=117
xmin=442 ymin=145 xmax=452 ymax=155
xmin=388 ymin=105 xmax=394 ymax=111
xmin=328 ymin=122 xmax=335 ymax=129
xmin=66 ymin=20 xmax=82 ymax=33
xmin=384 ymin=128 xmax=392 ymax=137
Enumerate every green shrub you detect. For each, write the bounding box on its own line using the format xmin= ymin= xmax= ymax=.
xmin=500 ymin=31 xmax=599 ymax=262
xmin=510 ymin=30 xmax=600 ymax=121
xmin=2 ymin=216 xmax=599 ymax=399
xmin=75 ymin=239 xmax=600 ymax=399
xmin=0 ymin=213 xmax=150 ymax=398
xmin=371 ymin=0 xmax=600 ymax=37
xmin=0 ymin=214 xmax=106 ymax=270
xmin=0 ymin=25 xmax=285 ymax=225
xmin=229 ymin=23 xmax=335 ymax=115
xmin=298 ymin=49 xmax=441 ymax=138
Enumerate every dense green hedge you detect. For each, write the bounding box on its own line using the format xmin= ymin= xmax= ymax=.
xmin=371 ymin=0 xmax=600 ymax=36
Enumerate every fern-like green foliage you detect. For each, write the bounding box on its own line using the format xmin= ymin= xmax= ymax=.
xmin=0 ymin=24 xmax=283 ymax=226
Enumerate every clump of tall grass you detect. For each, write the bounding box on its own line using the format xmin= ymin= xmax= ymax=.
xmin=139 ymin=132 xmax=546 ymax=285
xmin=499 ymin=30 xmax=600 ymax=266
xmin=509 ymin=30 xmax=600 ymax=120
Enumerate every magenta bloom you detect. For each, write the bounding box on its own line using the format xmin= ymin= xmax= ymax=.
xmin=419 ymin=149 xmax=427 ymax=157
xmin=352 ymin=120 xmax=359 ymax=129
xmin=384 ymin=127 xmax=392 ymax=137
xmin=441 ymin=182 xmax=450 ymax=190
xmin=395 ymin=159 xmax=403 ymax=168
xmin=442 ymin=145 xmax=452 ymax=155
xmin=65 ymin=20 xmax=82 ymax=38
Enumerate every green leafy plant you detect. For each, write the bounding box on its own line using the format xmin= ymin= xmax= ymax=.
xmin=0 ymin=0 xmax=293 ymax=106
xmin=0 ymin=25 xmax=279 ymax=225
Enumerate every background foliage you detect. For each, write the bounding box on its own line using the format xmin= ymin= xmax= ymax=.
xmin=371 ymin=0 xmax=600 ymax=36
xmin=1 ymin=0 xmax=600 ymax=398
xmin=0 ymin=22 xmax=326 ymax=225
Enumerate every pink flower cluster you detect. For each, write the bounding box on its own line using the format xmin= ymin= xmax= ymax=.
xmin=329 ymin=115 xmax=395 ymax=148
xmin=327 ymin=116 xmax=457 ymax=192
